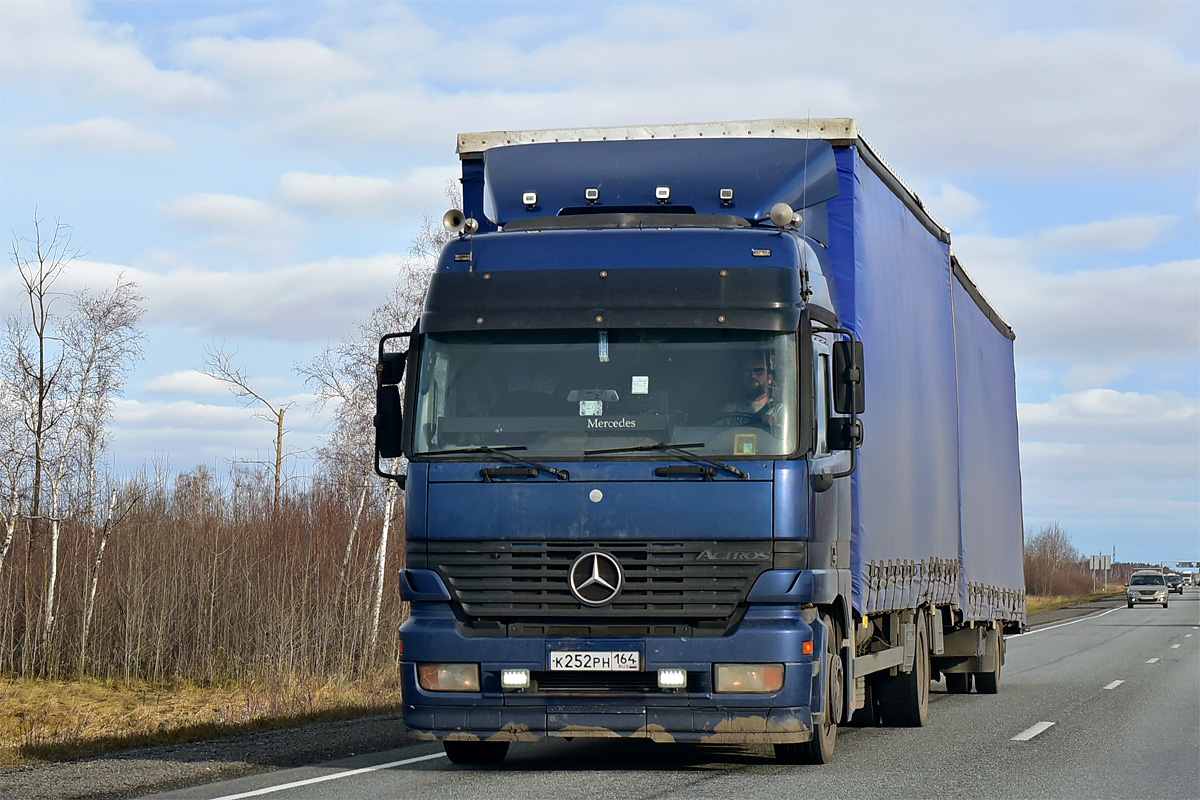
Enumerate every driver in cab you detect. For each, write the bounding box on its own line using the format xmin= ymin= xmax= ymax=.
xmin=714 ymin=352 xmax=784 ymax=433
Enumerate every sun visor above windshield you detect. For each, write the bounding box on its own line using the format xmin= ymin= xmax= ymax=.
xmin=480 ymin=138 xmax=839 ymax=226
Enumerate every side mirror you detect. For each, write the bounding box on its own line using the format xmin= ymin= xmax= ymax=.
xmin=832 ymin=340 xmax=865 ymax=414
xmin=827 ymin=417 xmax=863 ymax=452
xmin=375 ymin=385 xmax=404 ymax=459
xmin=375 ymin=348 xmax=407 ymax=460
xmin=374 ymin=331 xmax=412 ymax=484
xmin=378 ymin=351 xmax=406 ymax=386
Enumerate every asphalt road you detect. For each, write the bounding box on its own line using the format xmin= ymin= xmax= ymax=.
xmin=144 ymin=590 xmax=1200 ymax=800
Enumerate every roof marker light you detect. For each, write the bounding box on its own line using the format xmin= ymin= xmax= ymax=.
xmin=655 ymin=186 xmax=671 ymax=203
xmin=522 ymin=191 xmax=538 ymax=209
xmin=585 ymin=187 xmax=600 ymax=204
xmin=719 ymin=188 xmax=734 ymax=205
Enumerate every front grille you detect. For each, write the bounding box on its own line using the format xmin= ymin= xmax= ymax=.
xmin=428 ymin=539 xmax=771 ymax=636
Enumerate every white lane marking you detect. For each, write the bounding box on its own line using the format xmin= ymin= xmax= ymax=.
xmin=1103 ymin=680 xmax=1124 ymax=690
xmin=1012 ymin=721 xmax=1056 ymax=741
xmin=209 ymin=751 xmax=447 ymax=800
xmin=1146 ymin=657 xmax=1160 ymax=663
xmin=1013 ymin=606 xmax=1123 ymax=636
xmin=1187 ymin=634 xmax=1194 ymax=638
xmin=1172 ymin=644 xmax=1181 ymax=648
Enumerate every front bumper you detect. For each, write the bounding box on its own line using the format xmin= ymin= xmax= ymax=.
xmin=399 ymin=604 xmax=821 ymax=745
xmin=1128 ymin=592 xmax=1167 ymax=603
xmin=402 ymin=702 xmax=813 ymax=744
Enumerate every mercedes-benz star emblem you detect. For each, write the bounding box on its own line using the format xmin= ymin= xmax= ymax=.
xmin=568 ymin=551 xmax=624 ymax=606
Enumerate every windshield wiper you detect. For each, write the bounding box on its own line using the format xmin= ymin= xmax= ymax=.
xmin=420 ymin=445 xmax=569 ymax=481
xmin=583 ymin=441 xmax=749 ymax=480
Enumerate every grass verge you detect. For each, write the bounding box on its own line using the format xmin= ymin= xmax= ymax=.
xmin=0 ymin=669 xmax=403 ymax=768
xmin=1026 ymin=590 xmax=1124 ymax=616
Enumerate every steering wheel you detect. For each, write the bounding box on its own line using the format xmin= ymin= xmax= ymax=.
xmin=708 ymin=411 xmax=773 ymax=432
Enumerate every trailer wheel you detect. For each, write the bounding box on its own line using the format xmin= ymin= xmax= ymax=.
xmin=974 ymin=665 xmax=1000 ymax=694
xmin=443 ymin=740 xmax=509 ymax=765
xmin=877 ymin=612 xmax=930 ymax=726
xmin=945 ymin=672 xmax=971 ymax=694
xmin=973 ymin=633 xmax=1003 ymax=694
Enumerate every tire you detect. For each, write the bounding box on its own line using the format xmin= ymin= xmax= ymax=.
xmin=945 ymin=672 xmax=971 ymax=694
xmin=974 ymin=664 xmax=1000 ymax=694
xmin=876 ymin=612 xmax=930 ymax=727
xmin=802 ymin=613 xmax=843 ymax=764
xmin=1163 ymin=600 xmax=1169 ymax=609
xmin=1127 ymin=601 xmax=1134 ymax=608
xmin=973 ymin=633 xmax=1002 ymax=695
xmin=443 ymin=740 xmax=510 ymax=765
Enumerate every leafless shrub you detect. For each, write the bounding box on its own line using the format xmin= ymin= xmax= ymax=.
xmin=1024 ymin=521 xmax=1092 ymax=597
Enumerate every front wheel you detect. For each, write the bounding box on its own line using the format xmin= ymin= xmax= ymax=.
xmin=443 ymin=740 xmax=509 ymax=765
xmin=801 ymin=613 xmax=843 ymax=763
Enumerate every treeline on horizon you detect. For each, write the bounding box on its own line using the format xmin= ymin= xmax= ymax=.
xmin=1 ymin=210 xmax=444 ymax=683
xmin=1 ymin=462 xmax=407 ymax=683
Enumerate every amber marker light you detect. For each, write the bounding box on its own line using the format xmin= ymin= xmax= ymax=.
xmin=418 ymin=663 xmax=480 ymax=692
xmin=802 ymin=640 xmax=815 ymax=656
xmin=714 ymin=664 xmax=785 ymax=693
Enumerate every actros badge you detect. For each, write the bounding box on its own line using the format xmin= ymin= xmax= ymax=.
xmin=568 ymin=551 xmax=624 ymax=606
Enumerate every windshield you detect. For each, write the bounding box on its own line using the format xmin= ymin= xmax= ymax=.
xmin=1131 ymin=574 xmax=1164 ymax=586
xmin=412 ymin=328 xmax=799 ymax=459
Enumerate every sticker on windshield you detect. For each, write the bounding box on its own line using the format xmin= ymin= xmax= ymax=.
xmin=631 ymin=376 xmax=649 ymax=395
xmin=579 ymin=400 xmax=604 ymax=416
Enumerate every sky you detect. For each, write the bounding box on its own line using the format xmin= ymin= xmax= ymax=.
xmin=0 ymin=0 xmax=1197 ymax=566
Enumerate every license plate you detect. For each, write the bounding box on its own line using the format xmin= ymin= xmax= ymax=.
xmin=549 ymin=650 xmax=640 ymax=671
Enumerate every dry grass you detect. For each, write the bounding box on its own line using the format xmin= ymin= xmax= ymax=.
xmin=1026 ymin=590 xmax=1123 ymax=616
xmin=0 ymin=669 xmax=404 ymax=767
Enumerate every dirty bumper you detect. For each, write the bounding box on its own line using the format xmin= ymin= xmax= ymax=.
xmin=405 ymin=705 xmax=813 ymax=744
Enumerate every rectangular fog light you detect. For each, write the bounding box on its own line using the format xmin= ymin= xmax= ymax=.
xmin=714 ymin=663 xmax=784 ymax=693
xmin=501 ymin=669 xmax=531 ymax=690
xmin=657 ymin=668 xmax=687 ymax=689
xmin=418 ymin=663 xmax=480 ymax=692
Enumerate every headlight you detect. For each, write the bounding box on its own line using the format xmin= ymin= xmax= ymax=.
xmin=714 ymin=663 xmax=784 ymax=693
xmin=418 ymin=663 xmax=480 ymax=692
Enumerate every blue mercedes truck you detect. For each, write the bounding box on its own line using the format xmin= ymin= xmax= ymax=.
xmin=373 ymin=119 xmax=1025 ymax=765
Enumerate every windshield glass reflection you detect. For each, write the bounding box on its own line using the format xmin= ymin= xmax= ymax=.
xmin=412 ymin=328 xmax=798 ymax=459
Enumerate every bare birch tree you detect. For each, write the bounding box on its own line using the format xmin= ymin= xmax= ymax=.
xmin=200 ymin=343 xmax=296 ymax=516
xmin=2 ymin=215 xmax=144 ymax=673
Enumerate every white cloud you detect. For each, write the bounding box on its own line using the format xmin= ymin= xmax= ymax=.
xmin=27 ymin=254 xmax=418 ymax=343
xmin=925 ymin=184 xmax=985 ymax=226
xmin=1020 ymin=388 xmax=1199 ymax=432
xmin=159 ymin=193 xmax=301 ymax=239
xmin=142 ymin=369 xmax=226 ymax=396
xmin=1036 ymin=215 xmax=1177 ymax=254
xmin=276 ymin=166 xmax=453 ymax=219
xmin=955 ymin=223 xmax=1200 ymax=364
xmin=110 ymin=397 xmax=331 ymax=473
xmin=1017 ymin=389 xmax=1199 ymax=560
xmin=175 ymin=36 xmax=372 ymax=97
xmin=0 ymin=0 xmax=228 ymax=111
xmin=1060 ymin=363 xmax=1133 ymax=392
xmin=22 ymin=118 xmax=173 ymax=156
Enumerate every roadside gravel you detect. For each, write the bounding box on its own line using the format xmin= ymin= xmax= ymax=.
xmin=0 ymin=712 xmax=415 ymax=800
xmin=0 ymin=597 xmax=1127 ymax=800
